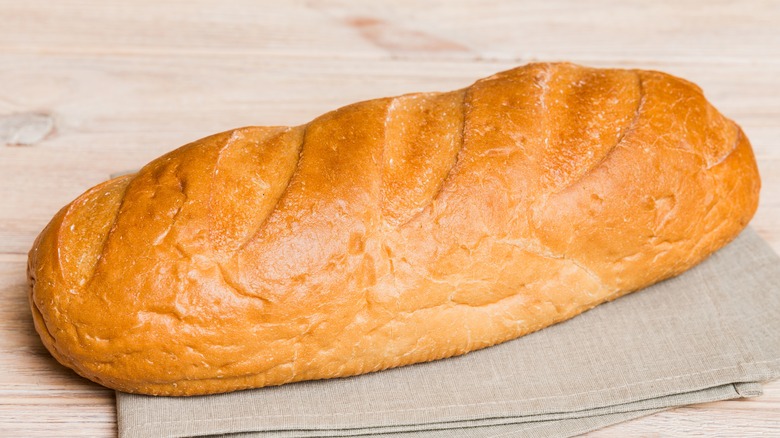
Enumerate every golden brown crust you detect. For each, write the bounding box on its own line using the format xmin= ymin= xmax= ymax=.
xmin=28 ymin=63 xmax=760 ymax=395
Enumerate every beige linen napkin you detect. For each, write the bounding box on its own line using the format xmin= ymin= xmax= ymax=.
xmin=117 ymin=227 xmax=780 ymax=438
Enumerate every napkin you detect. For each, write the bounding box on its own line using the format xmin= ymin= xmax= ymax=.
xmin=117 ymin=227 xmax=780 ymax=438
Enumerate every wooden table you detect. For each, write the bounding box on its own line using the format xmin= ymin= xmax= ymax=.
xmin=1 ymin=1 xmax=778 ymax=436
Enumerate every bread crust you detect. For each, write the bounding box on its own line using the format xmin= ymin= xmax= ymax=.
xmin=28 ymin=63 xmax=760 ymax=395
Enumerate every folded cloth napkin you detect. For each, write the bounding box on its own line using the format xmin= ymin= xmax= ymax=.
xmin=117 ymin=227 xmax=780 ymax=438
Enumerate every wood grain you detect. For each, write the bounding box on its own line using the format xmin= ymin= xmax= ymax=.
xmin=0 ymin=0 xmax=778 ymax=436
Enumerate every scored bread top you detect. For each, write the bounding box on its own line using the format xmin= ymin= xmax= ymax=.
xmin=28 ymin=63 xmax=760 ymax=395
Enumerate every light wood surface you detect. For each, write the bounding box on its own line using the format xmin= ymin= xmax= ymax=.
xmin=1 ymin=1 xmax=778 ymax=436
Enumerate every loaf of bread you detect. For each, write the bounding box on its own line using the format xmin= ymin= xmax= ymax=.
xmin=28 ymin=63 xmax=760 ymax=396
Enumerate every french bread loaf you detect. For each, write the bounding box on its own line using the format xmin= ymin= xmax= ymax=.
xmin=28 ymin=63 xmax=760 ymax=396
